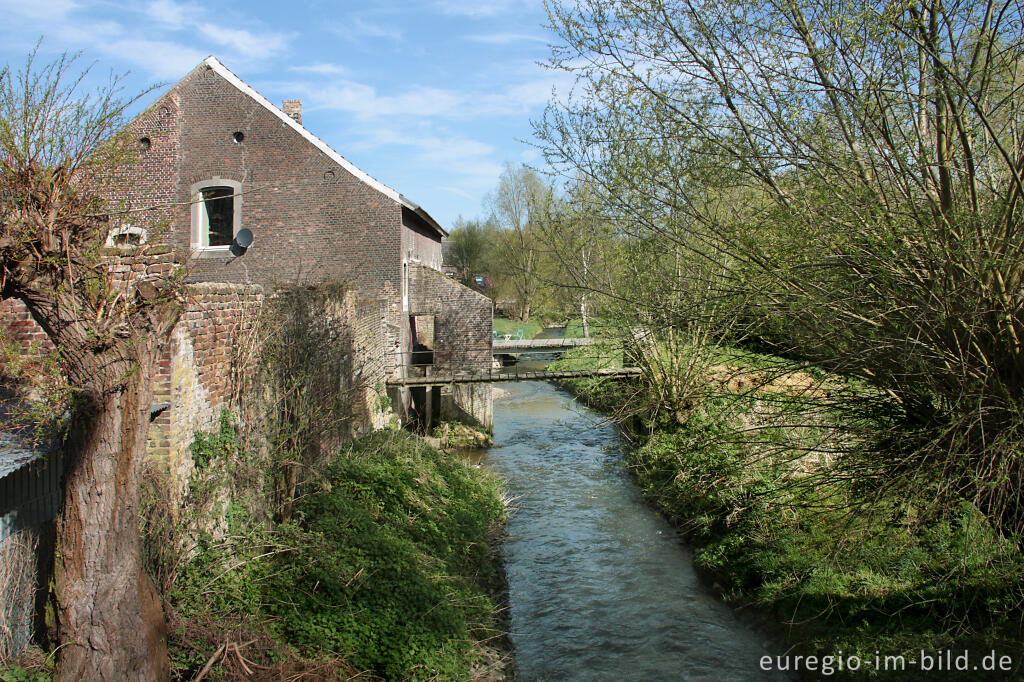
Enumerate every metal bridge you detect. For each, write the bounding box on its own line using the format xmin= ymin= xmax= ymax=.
xmin=386 ymin=366 xmax=641 ymax=388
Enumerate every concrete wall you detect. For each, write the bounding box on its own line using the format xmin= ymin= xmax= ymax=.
xmin=147 ymin=283 xmax=264 ymax=500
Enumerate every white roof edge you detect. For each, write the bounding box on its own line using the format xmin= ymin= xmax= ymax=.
xmin=203 ymin=56 xmax=407 ymax=204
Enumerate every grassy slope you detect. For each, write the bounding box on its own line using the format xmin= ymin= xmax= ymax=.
xmin=166 ymin=428 xmax=508 ymax=681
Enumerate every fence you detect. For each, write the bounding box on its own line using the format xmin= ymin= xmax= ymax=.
xmin=0 ymin=434 xmax=61 ymax=661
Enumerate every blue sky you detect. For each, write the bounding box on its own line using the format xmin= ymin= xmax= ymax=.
xmin=0 ymin=0 xmax=572 ymax=229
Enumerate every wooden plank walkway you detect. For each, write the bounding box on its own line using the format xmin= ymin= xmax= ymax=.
xmin=493 ymin=337 xmax=596 ymax=351
xmin=386 ymin=367 xmax=641 ymax=387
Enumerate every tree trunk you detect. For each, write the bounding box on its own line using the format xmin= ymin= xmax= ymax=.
xmin=580 ymin=293 xmax=589 ymax=338
xmin=55 ymin=336 xmax=168 ymax=682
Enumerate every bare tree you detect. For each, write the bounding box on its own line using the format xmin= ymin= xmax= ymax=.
xmin=537 ymin=0 xmax=1024 ymax=530
xmin=0 ymin=48 xmax=179 ymax=679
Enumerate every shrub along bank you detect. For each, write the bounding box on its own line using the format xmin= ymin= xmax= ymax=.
xmin=154 ymin=421 xmax=508 ymax=680
xmin=550 ymin=348 xmax=1024 ymax=679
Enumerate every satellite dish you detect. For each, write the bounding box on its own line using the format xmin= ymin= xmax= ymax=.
xmin=233 ymin=228 xmax=254 ymax=249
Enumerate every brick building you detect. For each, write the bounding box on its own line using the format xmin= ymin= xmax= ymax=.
xmin=120 ymin=56 xmax=494 ymax=429
xmin=0 ymin=58 xmax=496 ymax=658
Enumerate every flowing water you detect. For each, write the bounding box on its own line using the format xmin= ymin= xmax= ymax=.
xmin=480 ymin=361 xmax=786 ymax=680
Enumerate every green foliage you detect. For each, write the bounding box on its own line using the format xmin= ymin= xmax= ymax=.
xmin=189 ymin=410 xmax=239 ymax=472
xmin=255 ymin=283 xmax=358 ymax=520
xmin=531 ymin=0 xmax=1024 ymax=549
xmin=0 ymin=327 xmax=70 ymax=447
xmin=563 ymin=318 xmax=604 ymax=338
xmin=169 ymin=431 xmax=507 ymax=681
xmin=547 ymin=345 xmax=636 ymax=415
xmin=562 ymin=347 xmax=1024 ymax=668
xmin=432 ymin=420 xmax=493 ymax=448
xmin=446 ymin=217 xmax=499 ymax=281
xmin=0 ymin=666 xmax=49 ymax=682
xmin=372 ymin=381 xmax=392 ymax=414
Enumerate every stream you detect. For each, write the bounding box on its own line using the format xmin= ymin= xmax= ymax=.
xmin=477 ymin=364 xmax=786 ymax=680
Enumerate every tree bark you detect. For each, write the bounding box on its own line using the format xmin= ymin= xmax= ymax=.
xmin=54 ymin=334 xmax=169 ymax=681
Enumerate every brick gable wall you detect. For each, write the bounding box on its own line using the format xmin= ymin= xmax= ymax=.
xmin=149 ymin=66 xmax=403 ymax=299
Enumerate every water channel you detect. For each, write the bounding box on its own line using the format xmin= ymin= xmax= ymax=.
xmin=475 ymin=339 xmax=786 ymax=680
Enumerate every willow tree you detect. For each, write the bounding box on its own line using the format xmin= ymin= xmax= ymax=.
xmin=537 ymin=0 xmax=1024 ymax=530
xmin=0 ymin=49 xmax=178 ymax=679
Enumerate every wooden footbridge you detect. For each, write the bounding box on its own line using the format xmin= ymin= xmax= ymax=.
xmin=386 ymin=366 xmax=641 ymax=388
xmin=388 ymin=334 xmax=639 ymax=388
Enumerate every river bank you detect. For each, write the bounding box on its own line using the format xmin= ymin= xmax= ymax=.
xmin=549 ymin=347 xmax=1024 ymax=679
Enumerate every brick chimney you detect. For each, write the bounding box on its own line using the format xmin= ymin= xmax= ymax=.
xmin=282 ymin=99 xmax=302 ymax=125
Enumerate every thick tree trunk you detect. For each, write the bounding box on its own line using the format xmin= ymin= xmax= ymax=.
xmin=55 ymin=336 xmax=168 ymax=681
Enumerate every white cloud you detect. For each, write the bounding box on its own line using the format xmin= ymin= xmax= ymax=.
xmin=331 ymin=15 xmax=403 ymax=43
xmin=0 ymin=0 xmax=76 ymax=21
xmin=146 ymin=0 xmax=192 ymax=28
xmin=288 ymin=63 xmax=349 ymax=76
xmin=0 ymin=0 xmax=292 ymax=80
xmin=468 ymin=32 xmax=548 ymax=45
xmin=439 ymin=185 xmax=475 ymax=199
xmin=197 ymin=24 xmax=290 ymax=60
xmin=310 ymin=82 xmax=468 ymax=119
xmin=343 ymin=123 xmax=502 ymax=187
xmin=432 ymin=0 xmax=534 ymax=18
xmin=296 ymin=68 xmax=568 ymax=122
xmin=520 ymin=148 xmax=540 ymax=164
xmin=100 ymin=39 xmax=207 ymax=80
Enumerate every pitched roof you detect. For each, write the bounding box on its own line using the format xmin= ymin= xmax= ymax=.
xmin=198 ymin=57 xmax=446 ymax=237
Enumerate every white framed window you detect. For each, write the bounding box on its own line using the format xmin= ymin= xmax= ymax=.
xmin=190 ymin=178 xmax=242 ymax=255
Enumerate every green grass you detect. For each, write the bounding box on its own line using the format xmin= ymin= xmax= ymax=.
xmin=563 ymin=318 xmax=612 ymax=338
xmin=493 ymin=316 xmax=607 ymax=340
xmin=563 ymin=319 xmax=586 ymax=338
xmin=493 ymin=317 xmax=542 ymax=339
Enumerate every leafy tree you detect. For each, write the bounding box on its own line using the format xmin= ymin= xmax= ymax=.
xmin=0 ymin=48 xmax=178 ymax=678
xmin=486 ymin=164 xmax=553 ymax=321
xmin=446 ymin=216 xmax=497 ymax=281
xmin=534 ymin=178 xmax=617 ymax=337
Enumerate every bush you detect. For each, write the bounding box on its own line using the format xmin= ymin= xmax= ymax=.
xmin=167 ymin=429 xmax=507 ymax=680
xmin=558 ymin=346 xmax=1024 ymax=672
